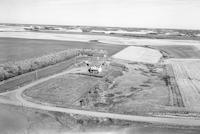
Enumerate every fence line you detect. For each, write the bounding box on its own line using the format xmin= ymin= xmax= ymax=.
xmin=0 ymin=57 xmax=77 ymax=92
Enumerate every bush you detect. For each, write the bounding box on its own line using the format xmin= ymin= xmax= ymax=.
xmin=0 ymin=48 xmax=106 ymax=81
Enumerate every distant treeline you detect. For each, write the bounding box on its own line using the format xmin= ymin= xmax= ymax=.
xmin=0 ymin=49 xmax=106 ymax=81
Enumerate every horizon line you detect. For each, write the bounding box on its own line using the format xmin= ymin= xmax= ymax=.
xmin=1 ymin=22 xmax=200 ymax=31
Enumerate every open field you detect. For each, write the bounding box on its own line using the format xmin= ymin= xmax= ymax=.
xmin=152 ymin=45 xmax=200 ymax=58
xmin=1 ymin=32 xmax=200 ymax=47
xmin=0 ymin=37 xmax=126 ymax=64
xmin=169 ymin=59 xmax=200 ymax=111
xmin=2 ymin=24 xmax=200 ymax=41
xmin=23 ymin=73 xmax=98 ymax=106
xmin=112 ymin=46 xmax=162 ymax=64
xmin=22 ymin=58 xmax=170 ymax=115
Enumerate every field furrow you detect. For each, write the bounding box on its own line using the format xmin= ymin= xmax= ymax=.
xmin=169 ymin=60 xmax=200 ymax=111
xmin=165 ymin=64 xmax=184 ymax=107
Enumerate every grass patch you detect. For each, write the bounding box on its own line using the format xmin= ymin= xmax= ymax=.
xmin=23 ymin=74 xmax=98 ymax=106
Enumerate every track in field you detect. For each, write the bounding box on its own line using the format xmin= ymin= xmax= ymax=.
xmin=168 ymin=60 xmax=200 ymax=110
xmin=165 ymin=65 xmax=184 ymax=107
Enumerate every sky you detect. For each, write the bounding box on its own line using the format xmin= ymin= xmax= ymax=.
xmin=1 ymin=0 xmax=200 ymax=29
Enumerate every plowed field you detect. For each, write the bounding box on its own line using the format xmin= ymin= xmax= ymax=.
xmin=169 ymin=59 xmax=200 ymax=111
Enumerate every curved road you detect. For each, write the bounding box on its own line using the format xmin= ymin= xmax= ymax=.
xmin=0 ymin=68 xmax=200 ymax=127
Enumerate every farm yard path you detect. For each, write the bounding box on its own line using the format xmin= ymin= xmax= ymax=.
xmin=0 ymin=66 xmax=200 ymax=127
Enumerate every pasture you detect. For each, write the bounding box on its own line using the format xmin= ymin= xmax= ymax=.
xmin=0 ymin=37 xmax=126 ymax=64
xmin=23 ymin=74 xmax=98 ymax=106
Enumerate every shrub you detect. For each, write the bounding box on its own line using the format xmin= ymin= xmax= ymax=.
xmin=0 ymin=48 xmax=107 ymax=81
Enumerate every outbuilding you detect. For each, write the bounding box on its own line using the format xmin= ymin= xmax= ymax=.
xmin=88 ymin=65 xmax=102 ymax=74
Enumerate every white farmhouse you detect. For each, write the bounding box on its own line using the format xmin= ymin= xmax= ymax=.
xmin=88 ymin=65 xmax=102 ymax=74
